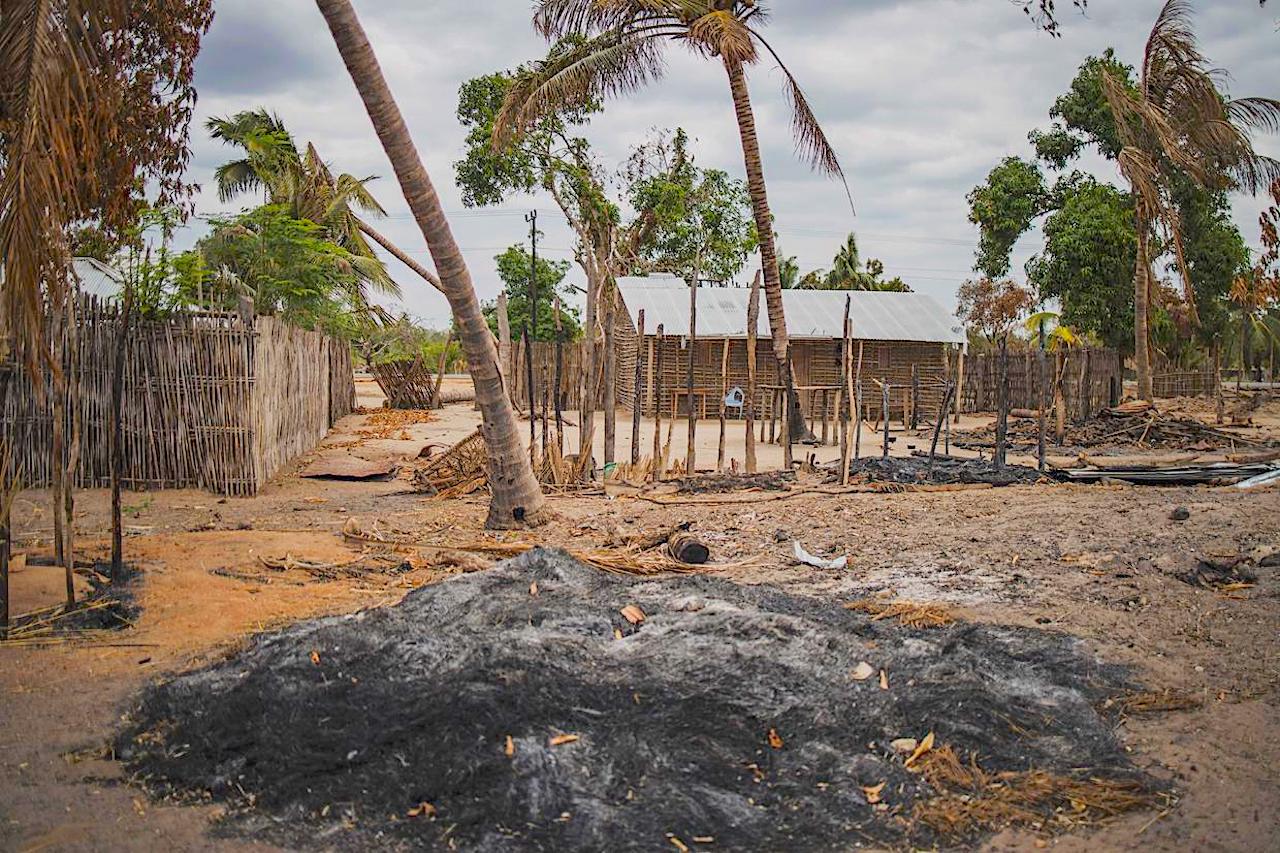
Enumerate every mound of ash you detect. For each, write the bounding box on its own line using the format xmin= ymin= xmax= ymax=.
xmin=676 ymin=470 xmax=795 ymax=493
xmin=834 ymin=455 xmax=1049 ymax=487
xmin=117 ymin=551 xmax=1141 ymax=850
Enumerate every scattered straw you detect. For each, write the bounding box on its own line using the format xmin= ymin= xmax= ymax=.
xmin=844 ymin=598 xmax=956 ymax=629
xmin=913 ymin=744 xmax=1155 ymax=837
xmin=341 ymin=518 xmax=750 ymax=577
xmin=1101 ymin=688 xmax=1203 ymax=717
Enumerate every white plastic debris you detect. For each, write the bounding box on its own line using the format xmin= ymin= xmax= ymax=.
xmin=792 ymin=540 xmax=848 ymax=570
xmin=1235 ymin=467 xmax=1280 ymax=490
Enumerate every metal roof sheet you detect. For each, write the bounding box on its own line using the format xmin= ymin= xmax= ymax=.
xmin=616 ymin=276 xmax=966 ymax=345
xmin=73 ymin=257 xmax=124 ymax=300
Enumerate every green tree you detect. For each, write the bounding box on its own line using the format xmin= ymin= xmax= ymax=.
xmin=206 ymin=108 xmax=406 ymax=311
xmin=486 ymin=244 xmax=580 ymax=342
xmin=1027 ymin=179 xmax=1137 ymax=353
xmin=1098 ymin=0 xmax=1280 ymax=398
xmin=174 ymin=205 xmax=369 ymax=337
xmin=495 ymin=1 xmax=851 ymax=449
xmin=967 ymin=158 xmax=1050 ymax=279
xmin=625 ymin=129 xmax=757 ymax=283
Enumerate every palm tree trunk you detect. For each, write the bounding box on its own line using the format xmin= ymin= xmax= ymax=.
xmin=315 ymin=0 xmax=545 ymax=529
xmin=356 ymin=218 xmax=444 ymax=294
xmin=724 ymin=57 xmax=808 ymax=459
xmin=1133 ymin=209 xmax=1154 ymax=401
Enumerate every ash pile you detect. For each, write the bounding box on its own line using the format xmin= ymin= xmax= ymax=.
xmin=832 ymin=455 xmax=1050 ymax=487
xmin=117 ymin=551 xmax=1146 ymax=850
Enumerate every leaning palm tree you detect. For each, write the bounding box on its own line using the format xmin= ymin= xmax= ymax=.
xmin=313 ymin=0 xmax=547 ymax=529
xmin=1100 ymin=0 xmax=1280 ymax=400
xmin=494 ymin=0 xmax=850 ymax=448
xmin=208 ymin=110 xmax=408 ymax=311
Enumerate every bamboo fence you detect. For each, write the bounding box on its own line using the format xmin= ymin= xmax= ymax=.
xmin=1 ymin=295 xmax=355 ymax=496
xmin=958 ymin=346 xmax=1120 ymax=419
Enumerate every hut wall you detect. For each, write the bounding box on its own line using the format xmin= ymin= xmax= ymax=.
xmin=1 ymin=295 xmax=355 ymax=496
xmin=617 ymin=335 xmax=947 ymax=420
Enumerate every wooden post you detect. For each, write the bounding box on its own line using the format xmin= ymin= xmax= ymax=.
xmin=603 ymin=284 xmax=616 ymax=466
xmin=995 ymin=336 xmax=1010 ymax=471
xmin=881 ymin=382 xmax=891 ymax=459
xmin=745 ymin=272 xmax=760 ymax=474
xmin=1 ymin=365 xmax=11 ymax=638
xmin=910 ymin=364 xmax=920 ymax=430
xmin=432 ymin=327 xmax=452 ymax=410
xmin=1214 ymin=344 xmax=1225 ymax=424
xmin=782 ymin=355 xmax=795 ymax=470
xmin=541 ymin=383 xmax=550 ymax=474
xmin=111 ymin=284 xmax=135 ymax=581
xmin=685 ymin=280 xmax=697 ymax=475
xmin=837 ymin=298 xmax=850 ymax=463
xmin=497 ymin=291 xmax=512 ymax=396
xmin=717 ymin=338 xmax=730 ymax=472
xmin=524 ymin=327 xmax=536 ymax=463
xmin=631 ymin=309 xmax=645 ymax=466
xmin=646 ymin=337 xmax=655 ymax=414
xmin=854 ymin=341 xmax=864 ymax=459
xmin=652 ymin=324 xmax=664 ymax=480
xmin=553 ymin=296 xmax=565 ymax=454
xmin=927 ymin=381 xmax=956 ymax=476
xmin=1037 ymin=325 xmax=1048 ymax=473
xmin=953 ymin=346 xmax=966 ymax=423
xmin=840 ymin=312 xmax=854 ymax=486
xmin=1054 ymin=348 xmax=1067 ymax=443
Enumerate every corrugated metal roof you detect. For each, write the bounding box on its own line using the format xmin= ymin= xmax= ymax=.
xmin=616 ymin=276 xmax=966 ymax=345
xmin=73 ymin=257 xmax=124 ymax=300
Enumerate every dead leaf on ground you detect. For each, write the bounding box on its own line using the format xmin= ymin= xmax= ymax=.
xmin=309 ymin=650 xmax=321 ymax=666
xmin=529 ymin=580 xmax=539 ymax=596
xmin=407 ymin=802 xmax=436 ymax=818
xmin=767 ymin=728 xmax=784 ymax=749
xmin=504 ymin=735 xmax=515 ymax=757
xmin=862 ymin=781 xmax=886 ymax=804
xmin=668 ymin=836 xmax=690 ymax=853
xmin=851 ymin=661 xmax=875 ymax=681
xmin=620 ymin=604 xmax=646 ymax=625
xmin=549 ymin=734 xmax=580 ymax=746
xmin=904 ymin=731 xmax=935 ymax=768
xmin=613 ymin=628 xmax=624 ymax=640
xmin=879 ymin=669 xmax=889 ymax=690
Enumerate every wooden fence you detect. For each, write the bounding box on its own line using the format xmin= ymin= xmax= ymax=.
xmin=1152 ymin=368 xmax=1219 ymax=399
xmin=1 ymin=295 xmax=355 ymax=496
xmin=958 ymin=346 xmax=1121 ymax=419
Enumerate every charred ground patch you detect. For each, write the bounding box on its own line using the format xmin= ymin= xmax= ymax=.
xmin=116 ymin=550 xmax=1151 ymax=851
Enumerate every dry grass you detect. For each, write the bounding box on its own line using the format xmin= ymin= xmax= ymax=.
xmin=913 ymin=745 xmax=1155 ymax=838
xmin=844 ymin=598 xmax=957 ymax=628
xmin=1100 ymin=688 xmax=1204 ymax=716
xmin=916 ymin=742 xmax=1157 ymax=835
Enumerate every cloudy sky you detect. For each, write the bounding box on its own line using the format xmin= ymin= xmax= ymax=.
xmin=179 ymin=0 xmax=1279 ymax=327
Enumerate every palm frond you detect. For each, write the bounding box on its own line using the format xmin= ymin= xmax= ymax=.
xmin=494 ymin=27 xmax=668 ymax=147
xmin=688 ymin=10 xmax=755 ymax=63
xmin=213 ymin=159 xmax=262 ymax=203
xmin=749 ymin=28 xmax=851 ymax=206
xmin=348 ymin=254 xmax=400 ymax=298
xmin=1227 ymin=97 xmax=1280 ymax=134
xmin=0 ymin=0 xmax=121 ymax=365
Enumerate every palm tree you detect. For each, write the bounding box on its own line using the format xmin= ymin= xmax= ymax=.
xmin=494 ymin=0 xmax=850 ymax=448
xmin=313 ymin=0 xmax=546 ymax=529
xmin=1100 ymin=0 xmax=1280 ymax=400
xmin=828 ymin=233 xmax=864 ymax=288
xmin=207 ymin=109 xmax=408 ymax=311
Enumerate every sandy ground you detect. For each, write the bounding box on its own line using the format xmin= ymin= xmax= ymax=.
xmin=1 ymin=378 xmax=1277 ymax=852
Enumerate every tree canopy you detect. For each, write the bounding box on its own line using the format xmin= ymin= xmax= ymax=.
xmin=485 ymin=244 xmax=580 ymax=342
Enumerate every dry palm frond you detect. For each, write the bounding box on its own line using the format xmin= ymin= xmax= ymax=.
xmin=913 ymin=744 xmax=1155 ymax=837
xmin=844 ymin=598 xmax=956 ymax=629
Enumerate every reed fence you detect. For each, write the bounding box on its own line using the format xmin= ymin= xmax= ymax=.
xmin=1 ymin=295 xmax=355 ymax=496
xmin=958 ymin=346 xmax=1121 ymax=419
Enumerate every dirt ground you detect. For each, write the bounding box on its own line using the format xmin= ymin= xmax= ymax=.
xmin=1 ymin=378 xmax=1277 ymax=852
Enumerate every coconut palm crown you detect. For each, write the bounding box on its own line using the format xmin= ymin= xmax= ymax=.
xmin=1099 ymin=0 xmax=1280 ymax=399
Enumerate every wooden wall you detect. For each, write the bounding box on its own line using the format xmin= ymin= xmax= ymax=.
xmin=958 ymin=346 xmax=1121 ymax=418
xmin=1 ymin=296 xmax=355 ymax=496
